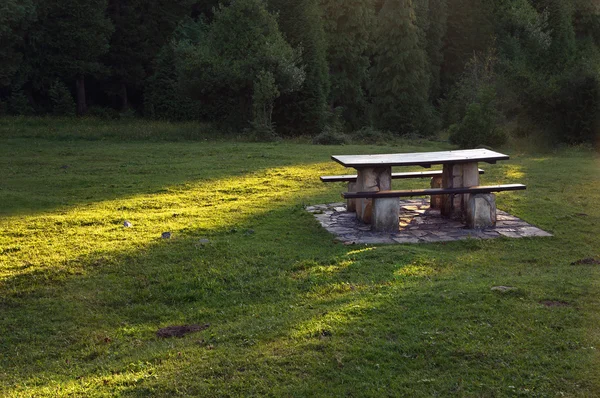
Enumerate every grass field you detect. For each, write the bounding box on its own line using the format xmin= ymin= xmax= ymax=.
xmin=1 ymin=117 xmax=600 ymax=396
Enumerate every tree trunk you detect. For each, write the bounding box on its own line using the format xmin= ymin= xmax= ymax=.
xmin=120 ymin=82 xmax=128 ymax=111
xmin=76 ymin=75 xmax=87 ymax=115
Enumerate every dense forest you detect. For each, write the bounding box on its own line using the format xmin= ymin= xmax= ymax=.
xmin=1 ymin=0 xmax=599 ymax=147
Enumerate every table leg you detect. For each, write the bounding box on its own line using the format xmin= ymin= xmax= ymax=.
xmin=347 ymin=181 xmax=357 ymax=212
xmin=441 ymin=162 xmax=480 ymax=219
xmin=356 ymin=166 xmax=392 ymax=224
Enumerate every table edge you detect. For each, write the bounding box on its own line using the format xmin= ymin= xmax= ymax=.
xmin=331 ymin=154 xmax=510 ymax=168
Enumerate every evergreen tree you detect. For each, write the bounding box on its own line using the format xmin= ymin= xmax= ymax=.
xmin=268 ymin=0 xmax=330 ymax=135
xmin=442 ymin=0 xmax=494 ymax=90
xmin=144 ymin=19 xmax=205 ymax=121
xmin=371 ymin=0 xmax=434 ymax=135
xmin=320 ymin=0 xmax=375 ymax=128
xmin=105 ymin=0 xmax=193 ymax=111
xmin=0 ymin=0 xmax=36 ymax=88
xmin=425 ymin=0 xmax=447 ymax=100
xmin=28 ymin=0 xmax=114 ymax=115
xmin=174 ymin=0 xmax=304 ymax=130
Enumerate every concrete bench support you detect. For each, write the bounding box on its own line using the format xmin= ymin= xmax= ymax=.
xmin=355 ymin=166 xmax=391 ymax=224
xmin=441 ymin=162 xmax=480 ymax=219
xmin=466 ymin=193 xmax=497 ymax=228
xmin=430 ymin=175 xmax=443 ymax=209
xmin=372 ymin=197 xmax=400 ymax=232
xmin=346 ymin=181 xmax=357 ymax=212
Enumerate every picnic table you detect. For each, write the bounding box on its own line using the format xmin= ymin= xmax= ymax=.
xmin=324 ymin=149 xmax=526 ymax=232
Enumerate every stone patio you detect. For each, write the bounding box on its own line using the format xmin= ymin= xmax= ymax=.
xmin=306 ymin=199 xmax=552 ymax=245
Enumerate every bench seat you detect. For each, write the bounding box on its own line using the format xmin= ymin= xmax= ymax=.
xmin=321 ymin=169 xmax=484 ymax=183
xmin=342 ymin=184 xmax=526 ymax=231
xmin=342 ymin=184 xmax=526 ymax=199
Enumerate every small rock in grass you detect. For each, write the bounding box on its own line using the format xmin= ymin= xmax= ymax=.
xmin=491 ymin=286 xmax=517 ymax=293
xmin=123 ymin=221 xmax=132 ymax=228
xmin=198 ymin=238 xmax=211 ymax=245
xmin=161 ymin=232 xmax=172 ymax=239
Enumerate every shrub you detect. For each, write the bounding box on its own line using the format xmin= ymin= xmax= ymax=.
xmin=48 ymin=80 xmax=75 ymax=116
xmin=350 ymin=126 xmax=395 ymax=144
xmin=448 ymin=86 xmax=507 ymax=148
xmin=8 ymin=88 xmax=34 ymax=115
xmin=312 ymin=125 xmax=349 ymax=145
xmin=87 ymin=106 xmax=120 ymax=119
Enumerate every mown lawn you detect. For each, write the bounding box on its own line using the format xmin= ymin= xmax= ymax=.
xmin=1 ymin=118 xmax=599 ymax=397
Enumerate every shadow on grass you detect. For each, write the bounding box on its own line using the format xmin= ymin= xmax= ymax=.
xmin=1 ymin=202 xmax=596 ymax=396
xmin=0 ymin=139 xmax=353 ymax=219
xmin=2 ymin=146 xmax=599 ymax=396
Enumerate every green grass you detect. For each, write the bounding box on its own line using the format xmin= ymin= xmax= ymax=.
xmin=1 ymin=118 xmax=599 ymax=396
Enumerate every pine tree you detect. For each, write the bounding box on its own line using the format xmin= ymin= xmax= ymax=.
xmin=425 ymin=0 xmax=447 ymax=100
xmin=320 ymin=0 xmax=375 ymax=128
xmin=105 ymin=0 xmax=193 ymax=111
xmin=0 ymin=0 xmax=36 ymax=89
xmin=172 ymin=0 xmax=304 ymax=129
xmin=442 ymin=0 xmax=493 ymax=90
xmin=371 ymin=0 xmax=433 ymax=135
xmin=28 ymin=0 xmax=114 ymax=115
xmin=268 ymin=0 xmax=330 ymax=135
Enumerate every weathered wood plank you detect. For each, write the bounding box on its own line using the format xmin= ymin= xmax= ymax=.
xmin=341 ymin=184 xmax=526 ymax=199
xmin=321 ymin=169 xmax=485 ymax=183
xmin=332 ymin=149 xmax=509 ymax=168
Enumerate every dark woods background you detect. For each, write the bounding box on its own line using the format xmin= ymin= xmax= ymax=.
xmin=2 ymin=0 xmax=599 ymax=147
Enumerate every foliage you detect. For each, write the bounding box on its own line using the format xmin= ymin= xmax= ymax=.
xmin=48 ymin=80 xmax=75 ymax=116
xmin=0 ymin=0 xmax=36 ymax=88
xmin=425 ymin=0 xmax=448 ymax=100
xmin=175 ymin=0 xmax=304 ymax=131
xmin=7 ymin=87 xmax=34 ymax=115
xmin=251 ymin=70 xmax=280 ymax=137
xmin=371 ymin=0 xmax=438 ymax=136
xmin=104 ymin=0 xmax=194 ymax=110
xmin=442 ymin=0 xmax=494 ymax=90
xmin=350 ymin=126 xmax=396 ymax=144
xmin=144 ymin=36 xmax=204 ymax=122
xmin=320 ymin=0 xmax=375 ymax=129
xmin=491 ymin=0 xmax=600 ymax=146
xmin=311 ymin=125 xmax=349 ymax=144
xmin=268 ymin=0 xmax=330 ymax=135
xmin=448 ymin=86 xmax=507 ymax=148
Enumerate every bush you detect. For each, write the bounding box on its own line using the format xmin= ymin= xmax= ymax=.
xmin=350 ymin=126 xmax=395 ymax=144
xmin=8 ymin=88 xmax=34 ymax=115
xmin=554 ymin=72 xmax=600 ymax=145
xmin=449 ymin=86 xmax=507 ymax=148
xmin=49 ymin=80 xmax=75 ymax=116
xmin=312 ymin=125 xmax=349 ymax=145
xmin=88 ymin=106 xmax=120 ymax=119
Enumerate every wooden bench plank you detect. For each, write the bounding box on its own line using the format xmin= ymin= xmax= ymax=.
xmin=321 ymin=169 xmax=485 ymax=183
xmin=342 ymin=184 xmax=526 ymax=199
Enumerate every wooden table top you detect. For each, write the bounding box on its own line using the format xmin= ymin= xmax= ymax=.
xmin=331 ymin=149 xmax=509 ymax=168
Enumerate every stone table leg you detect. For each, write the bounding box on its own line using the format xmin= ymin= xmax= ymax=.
xmin=355 ymin=166 xmax=392 ymax=224
xmin=441 ymin=162 xmax=480 ymax=219
xmin=372 ymin=197 xmax=400 ymax=231
xmin=430 ymin=175 xmax=443 ymax=209
xmin=347 ymin=181 xmax=357 ymax=212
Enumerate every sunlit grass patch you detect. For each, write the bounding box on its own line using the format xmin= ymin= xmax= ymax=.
xmin=1 ymin=126 xmax=600 ymax=396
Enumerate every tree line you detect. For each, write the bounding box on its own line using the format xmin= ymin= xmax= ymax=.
xmin=2 ymin=0 xmax=599 ymax=146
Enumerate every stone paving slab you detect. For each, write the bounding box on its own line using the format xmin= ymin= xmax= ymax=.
xmin=306 ymin=199 xmax=552 ymax=245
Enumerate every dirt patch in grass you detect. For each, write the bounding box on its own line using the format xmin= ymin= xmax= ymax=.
xmin=571 ymin=258 xmax=600 ymax=265
xmin=156 ymin=324 xmax=210 ymax=338
xmin=540 ymin=301 xmax=571 ymax=307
